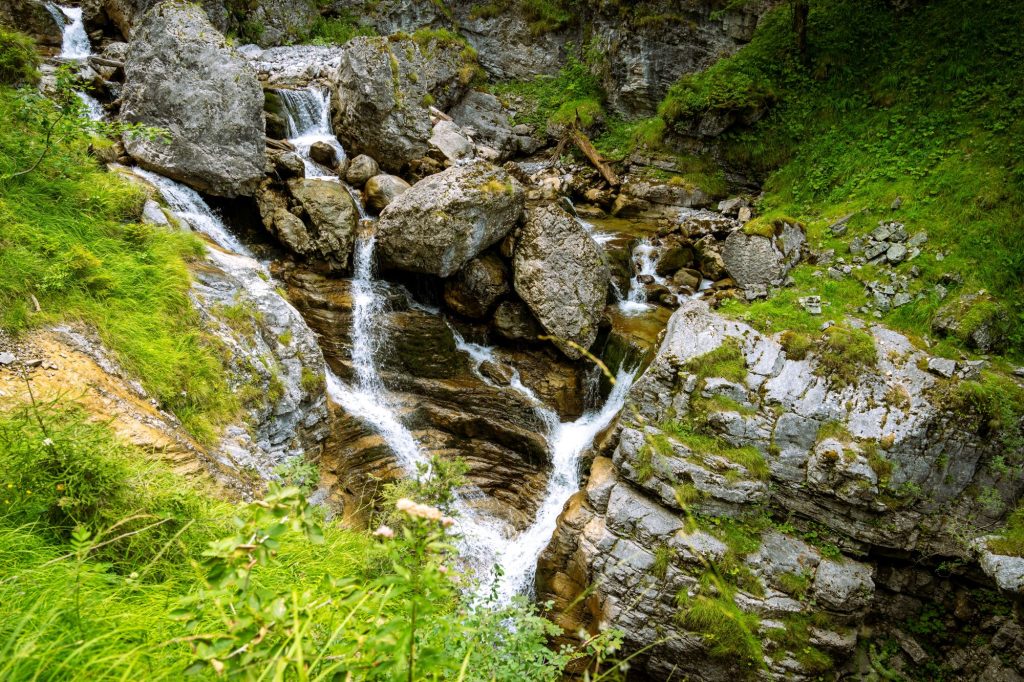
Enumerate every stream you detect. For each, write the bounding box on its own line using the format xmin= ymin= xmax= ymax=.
xmin=54 ymin=14 xmax=656 ymax=601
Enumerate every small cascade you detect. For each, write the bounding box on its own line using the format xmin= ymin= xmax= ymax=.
xmin=323 ymin=225 xmax=425 ymax=471
xmin=132 ymin=169 xmax=252 ymax=256
xmin=488 ymin=365 xmax=636 ymax=600
xmin=49 ymin=5 xmax=91 ymax=61
xmin=277 ymin=88 xmax=347 ymax=180
xmin=621 ymin=238 xmax=664 ymax=314
xmin=76 ymin=91 xmax=105 ymax=121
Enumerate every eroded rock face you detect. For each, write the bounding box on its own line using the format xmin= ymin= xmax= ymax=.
xmin=513 ymin=206 xmax=609 ymax=359
xmin=121 ymin=2 xmax=265 ymax=197
xmin=83 ymin=0 xmax=317 ymax=46
xmin=377 ymin=161 xmax=525 ymax=277
xmin=280 ymin=267 xmax=584 ymax=528
xmin=190 ymin=253 xmax=329 ymax=480
xmin=538 ymin=299 xmax=1024 ymax=678
xmin=331 ymin=35 xmax=472 ymax=172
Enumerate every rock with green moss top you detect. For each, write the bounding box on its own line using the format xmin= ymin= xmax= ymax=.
xmin=376 ymin=161 xmax=524 ymax=277
xmin=513 ymin=205 xmax=609 ymax=359
xmin=538 ymin=297 xmax=1024 ymax=678
xmin=721 ymin=219 xmax=805 ymax=289
xmin=932 ymin=291 xmax=1010 ymax=353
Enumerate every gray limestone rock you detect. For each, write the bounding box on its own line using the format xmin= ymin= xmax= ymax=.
xmin=377 ymin=161 xmax=524 ymax=277
xmin=121 ymin=2 xmax=265 ymax=197
xmin=513 ymin=206 xmax=609 ymax=359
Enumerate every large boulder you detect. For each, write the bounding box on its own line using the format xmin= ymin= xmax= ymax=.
xmin=120 ymin=2 xmax=265 ymax=197
xmin=449 ymin=90 xmax=542 ymax=161
xmin=83 ymin=0 xmax=229 ymax=40
xmin=331 ymin=35 xmax=475 ymax=172
xmin=83 ymin=0 xmax=317 ymax=46
xmin=0 ymin=0 xmax=62 ymax=47
xmin=538 ymin=299 xmax=1024 ymax=678
xmin=512 ymin=206 xmax=609 ymax=359
xmin=364 ymin=174 xmax=411 ymax=213
xmin=376 ymin=162 xmax=525 ymax=277
xmin=721 ymin=220 xmax=805 ymax=289
xmin=257 ymin=179 xmax=357 ymax=270
xmin=443 ymin=253 xmax=510 ymax=319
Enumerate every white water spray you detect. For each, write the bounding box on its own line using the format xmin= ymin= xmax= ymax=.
xmin=277 ymin=87 xmax=347 ymax=180
xmin=48 ymin=5 xmax=91 ymax=60
xmin=132 ymin=169 xmax=252 ymax=256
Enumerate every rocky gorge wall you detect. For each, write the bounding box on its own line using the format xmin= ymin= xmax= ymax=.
xmin=538 ymin=299 xmax=1024 ymax=679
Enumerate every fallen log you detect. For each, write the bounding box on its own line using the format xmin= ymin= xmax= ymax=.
xmin=568 ymin=121 xmax=619 ymax=188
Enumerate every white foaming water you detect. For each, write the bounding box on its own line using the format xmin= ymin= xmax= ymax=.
xmin=277 ymin=88 xmax=347 ymax=180
xmin=576 ymin=216 xmax=616 ymax=246
xmin=48 ymin=6 xmax=91 ymax=60
xmin=486 ymin=366 xmax=635 ymax=600
xmin=620 ymin=238 xmax=663 ymax=314
xmin=132 ymin=169 xmax=252 ymax=256
xmin=323 ymin=229 xmax=425 ymax=471
xmin=77 ymin=91 xmax=104 ymax=121
xmin=141 ymin=158 xmax=640 ymax=602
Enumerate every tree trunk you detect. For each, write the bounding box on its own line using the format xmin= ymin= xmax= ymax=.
xmin=792 ymin=0 xmax=809 ymax=63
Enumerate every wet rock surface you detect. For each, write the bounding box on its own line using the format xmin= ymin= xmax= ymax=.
xmin=256 ymin=178 xmax=358 ymax=271
xmin=280 ymin=267 xmax=587 ymax=528
xmin=120 ymin=2 xmax=265 ymax=196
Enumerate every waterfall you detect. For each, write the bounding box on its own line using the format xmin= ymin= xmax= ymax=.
xmin=76 ymin=91 xmax=105 ymax=121
xmin=620 ymin=238 xmax=662 ymax=314
xmin=132 ymin=169 xmax=252 ymax=256
xmin=277 ymin=87 xmax=347 ymax=180
xmin=324 ymin=228 xmax=424 ymax=471
xmin=446 ymin=323 xmax=636 ymax=601
xmin=493 ymin=366 xmax=635 ymax=599
xmin=48 ymin=5 xmax=91 ymax=61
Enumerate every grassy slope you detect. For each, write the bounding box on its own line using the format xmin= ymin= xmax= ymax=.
xmin=0 ymin=85 xmax=238 ymax=440
xmin=657 ymin=0 xmax=1024 ymax=360
xmin=0 ymin=403 xmax=383 ymax=680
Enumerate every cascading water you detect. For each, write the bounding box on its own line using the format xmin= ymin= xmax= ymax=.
xmin=277 ymin=88 xmax=347 ymax=180
xmin=446 ymin=324 xmax=636 ymax=600
xmin=133 ymin=169 xmax=252 ymax=255
xmin=620 ymin=238 xmax=663 ymax=314
xmin=48 ymin=4 xmax=105 ymax=120
xmin=136 ymin=151 xmax=638 ymax=604
xmin=323 ymin=228 xmax=424 ymax=471
xmin=48 ymin=5 xmax=91 ymax=60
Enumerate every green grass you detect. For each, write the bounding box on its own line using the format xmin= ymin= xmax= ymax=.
xmin=815 ymin=325 xmax=877 ymax=387
xmin=683 ymin=338 xmax=748 ymax=383
xmin=305 ymin=13 xmax=378 ymax=45
xmin=490 ymin=52 xmax=604 ymax=132
xmin=655 ymin=0 xmax=1024 ymax=359
xmin=0 ymin=84 xmax=236 ymax=441
xmin=988 ymin=502 xmax=1024 ymax=557
xmin=675 ymin=575 xmax=764 ymax=667
xmin=0 ymin=28 xmax=39 ymax=86
xmin=0 ymin=404 xmax=386 ymax=680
